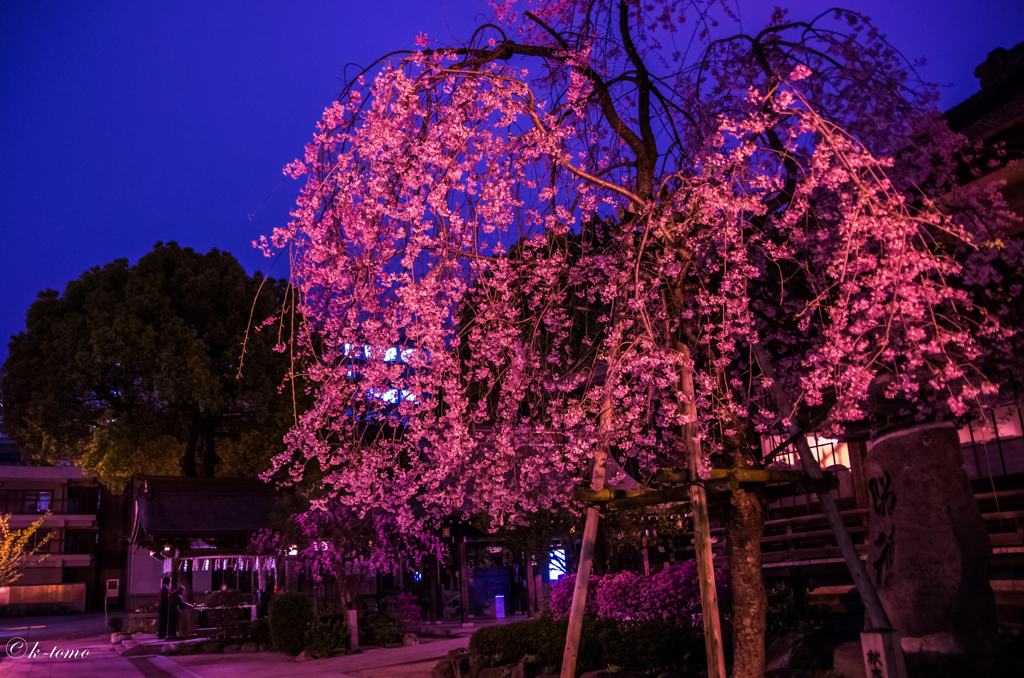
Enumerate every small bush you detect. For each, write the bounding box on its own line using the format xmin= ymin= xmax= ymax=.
xmin=357 ymin=609 xmax=403 ymax=646
xmin=268 ymin=593 xmax=313 ymax=655
xmin=108 ymin=616 xmax=125 ymax=633
xmin=206 ymin=606 xmax=250 ymax=642
xmin=469 ymin=615 xmax=704 ymax=675
xmin=124 ymin=616 xmax=157 ymax=634
xmin=392 ymin=592 xmax=423 ymax=630
xmin=765 ymin=584 xmax=809 ymax=642
xmin=307 ymin=617 xmax=345 ymax=656
xmin=247 ymin=617 xmax=271 ymax=645
xmin=207 ymin=589 xmax=247 ymax=608
xmin=550 ymin=562 xmax=731 ymax=629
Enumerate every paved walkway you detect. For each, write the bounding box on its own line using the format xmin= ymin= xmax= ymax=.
xmin=0 ymin=636 xmax=153 ymax=678
xmin=0 ymin=614 xmax=524 ymax=678
xmin=0 ymin=614 xmax=108 ymax=646
xmin=172 ymin=637 xmax=471 ymax=678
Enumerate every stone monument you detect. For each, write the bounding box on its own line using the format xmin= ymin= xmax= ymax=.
xmin=864 ymin=423 xmax=996 ymax=654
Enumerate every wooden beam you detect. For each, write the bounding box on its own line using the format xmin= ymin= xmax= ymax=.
xmin=654 ymin=467 xmax=812 ymax=484
xmin=574 ymin=470 xmax=831 ymax=510
xmin=606 ymin=476 xmax=738 ymax=511
xmin=571 ymin=487 xmax=647 ymax=502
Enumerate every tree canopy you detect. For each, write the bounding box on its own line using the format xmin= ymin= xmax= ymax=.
xmin=262 ymin=0 xmax=1021 ymax=549
xmin=1 ymin=242 xmax=298 ymax=490
xmin=251 ymin=3 xmax=1023 ymax=675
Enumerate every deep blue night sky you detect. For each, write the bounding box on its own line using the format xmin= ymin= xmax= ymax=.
xmin=1 ymin=1 xmax=1021 ymax=364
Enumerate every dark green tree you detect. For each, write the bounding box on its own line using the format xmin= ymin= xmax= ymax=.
xmin=1 ymin=242 xmax=298 ymax=490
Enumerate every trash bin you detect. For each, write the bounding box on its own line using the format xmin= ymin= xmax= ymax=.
xmin=495 ymin=594 xmax=505 ymax=619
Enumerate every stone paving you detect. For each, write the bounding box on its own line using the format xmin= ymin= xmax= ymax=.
xmin=0 ymin=613 xmax=525 ymax=678
xmin=0 ymin=614 xmax=109 ymax=646
xmin=0 ymin=632 xmax=467 ymax=678
xmin=172 ymin=636 xmax=471 ymax=678
xmin=0 ymin=635 xmax=153 ymax=678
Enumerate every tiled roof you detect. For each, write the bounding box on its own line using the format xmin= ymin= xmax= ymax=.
xmin=945 ymin=41 xmax=1024 ymax=141
xmin=131 ymin=476 xmax=278 ymax=543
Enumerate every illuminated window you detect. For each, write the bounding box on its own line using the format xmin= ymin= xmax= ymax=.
xmin=548 ymin=549 xmax=566 ymax=581
xmin=761 ymin=435 xmax=850 ymax=470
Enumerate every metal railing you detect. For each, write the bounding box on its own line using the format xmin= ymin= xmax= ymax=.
xmin=0 ymin=498 xmax=96 ymax=515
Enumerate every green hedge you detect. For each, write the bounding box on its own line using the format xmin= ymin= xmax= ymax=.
xmin=306 ymin=617 xmax=345 ymax=656
xmin=268 ymin=593 xmax=314 ymax=655
xmin=356 ymin=609 xmax=403 ymax=646
xmin=468 ymin=615 xmax=705 ymax=675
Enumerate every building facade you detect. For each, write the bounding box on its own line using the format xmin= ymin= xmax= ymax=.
xmin=0 ymin=448 xmax=102 ymax=613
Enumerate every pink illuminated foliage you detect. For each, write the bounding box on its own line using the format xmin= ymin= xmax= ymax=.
xmin=259 ymin=1 xmax=1022 ymax=558
xmin=550 ymin=562 xmax=731 ymax=628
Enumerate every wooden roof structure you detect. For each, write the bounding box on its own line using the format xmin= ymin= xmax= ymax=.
xmin=129 ymin=476 xmax=279 ymax=555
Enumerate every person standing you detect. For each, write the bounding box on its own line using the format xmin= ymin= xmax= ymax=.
xmin=166 ymin=585 xmax=195 ymax=639
xmin=157 ymin=576 xmax=171 ymax=639
xmin=509 ymin=570 xmax=523 ymax=616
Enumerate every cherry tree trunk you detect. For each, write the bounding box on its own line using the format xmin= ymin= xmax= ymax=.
xmin=725 ymin=486 xmax=767 ymax=678
xmin=865 ymin=423 xmax=996 ymax=654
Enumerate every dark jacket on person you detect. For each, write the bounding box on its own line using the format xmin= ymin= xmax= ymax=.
xmin=157 ymin=584 xmax=170 ymax=638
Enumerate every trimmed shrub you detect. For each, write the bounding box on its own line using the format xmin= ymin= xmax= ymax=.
xmin=206 ymin=607 xmax=250 ymax=642
xmin=307 ymin=617 xmax=345 ymax=656
xmin=268 ymin=593 xmax=313 ymax=655
xmin=357 ymin=609 xmax=403 ymax=646
xmin=206 ymin=589 xmax=247 ymax=608
xmin=549 ymin=574 xmax=601 ymax=619
xmin=468 ymin=615 xmax=704 ymax=675
xmin=247 ymin=617 xmax=272 ymax=645
xmin=392 ymin=592 xmax=423 ymax=630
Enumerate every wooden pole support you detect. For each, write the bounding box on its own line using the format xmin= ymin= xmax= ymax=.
xmin=677 ymin=342 xmax=727 ymax=678
xmin=750 ymin=342 xmax=894 ymax=638
xmin=559 ymin=397 xmax=611 ymax=678
xmin=459 ymin=538 xmax=471 ymax=626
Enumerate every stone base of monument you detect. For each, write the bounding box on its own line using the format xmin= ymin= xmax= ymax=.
xmin=861 ymin=630 xmax=907 ymax=678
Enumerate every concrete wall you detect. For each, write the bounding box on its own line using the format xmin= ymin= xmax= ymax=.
xmin=0 ymin=583 xmax=87 ymax=612
xmin=15 ymin=567 xmax=62 ymax=586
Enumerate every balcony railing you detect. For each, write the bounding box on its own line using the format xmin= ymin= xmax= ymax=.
xmin=0 ymin=498 xmax=95 ymax=515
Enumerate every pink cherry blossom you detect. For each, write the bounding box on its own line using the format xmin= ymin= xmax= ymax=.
xmin=260 ymin=2 xmax=1022 ymax=560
